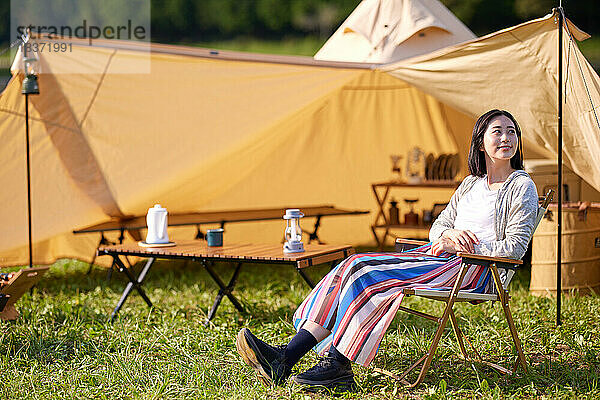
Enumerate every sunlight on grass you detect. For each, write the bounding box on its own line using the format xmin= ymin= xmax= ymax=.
xmin=0 ymin=256 xmax=599 ymax=399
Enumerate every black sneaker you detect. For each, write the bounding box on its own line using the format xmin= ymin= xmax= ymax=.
xmin=236 ymin=328 xmax=290 ymax=385
xmin=291 ymin=354 xmax=356 ymax=392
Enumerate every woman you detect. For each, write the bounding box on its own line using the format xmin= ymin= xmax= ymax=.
xmin=236 ymin=109 xmax=539 ymax=391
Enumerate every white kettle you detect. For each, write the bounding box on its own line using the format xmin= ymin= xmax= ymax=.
xmin=146 ymin=204 xmax=169 ymax=244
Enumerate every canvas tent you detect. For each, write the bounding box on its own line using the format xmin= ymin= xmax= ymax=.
xmin=0 ymin=42 xmax=472 ymax=267
xmin=314 ymin=0 xmax=476 ymax=63
xmin=0 ymin=10 xmax=599 ymax=268
xmin=383 ymin=11 xmax=600 ymax=193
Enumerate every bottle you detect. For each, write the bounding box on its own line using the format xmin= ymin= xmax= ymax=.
xmin=389 ymin=199 xmax=400 ymax=225
xmin=404 ymin=199 xmax=419 ymax=226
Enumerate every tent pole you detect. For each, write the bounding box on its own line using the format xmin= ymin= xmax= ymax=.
xmin=557 ymin=7 xmax=563 ymax=326
xmin=22 ymin=38 xmax=34 ymax=270
xmin=25 ymin=93 xmax=33 ymax=269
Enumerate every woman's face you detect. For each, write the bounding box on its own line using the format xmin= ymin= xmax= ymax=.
xmin=481 ymin=115 xmax=518 ymax=163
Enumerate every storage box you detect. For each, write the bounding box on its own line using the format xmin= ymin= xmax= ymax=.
xmin=524 ymin=160 xmax=582 ymax=201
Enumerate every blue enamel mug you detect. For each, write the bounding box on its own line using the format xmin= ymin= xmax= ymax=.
xmin=207 ymin=228 xmax=224 ymax=247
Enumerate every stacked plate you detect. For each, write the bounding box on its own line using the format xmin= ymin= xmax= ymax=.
xmin=425 ymin=153 xmax=459 ymax=181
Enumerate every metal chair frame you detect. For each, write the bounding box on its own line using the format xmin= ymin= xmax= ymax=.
xmin=373 ymin=190 xmax=554 ymax=387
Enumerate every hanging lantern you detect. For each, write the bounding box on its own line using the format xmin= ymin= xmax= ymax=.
xmin=21 ymin=55 xmax=40 ymax=95
xmin=20 ymin=31 xmax=41 ymax=96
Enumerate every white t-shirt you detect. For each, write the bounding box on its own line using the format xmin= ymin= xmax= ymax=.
xmin=452 ymin=177 xmax=498 ymax=250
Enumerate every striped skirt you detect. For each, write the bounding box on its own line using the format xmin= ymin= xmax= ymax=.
xmin=292 ymin=244 xmax=493 ymax=366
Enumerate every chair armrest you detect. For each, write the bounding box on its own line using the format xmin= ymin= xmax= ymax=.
xmin=395 ymin=238 xmax=428 ymax=252
xmin=456 ymin=252 xmax=522 ymax=269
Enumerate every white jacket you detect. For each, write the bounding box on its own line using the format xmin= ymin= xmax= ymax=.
xmin=429 ymin=170 xmax=538 ymax=260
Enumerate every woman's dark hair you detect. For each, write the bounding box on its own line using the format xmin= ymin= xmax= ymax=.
xmin=467 ymin=109 xmax=524 ymax=177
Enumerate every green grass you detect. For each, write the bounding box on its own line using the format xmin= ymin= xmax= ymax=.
xmin=0 ymin=252 xmax=599 ymax=399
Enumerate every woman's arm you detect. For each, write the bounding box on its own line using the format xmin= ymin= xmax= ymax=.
xmin=477 ymin=178 xmax=538 ymax=260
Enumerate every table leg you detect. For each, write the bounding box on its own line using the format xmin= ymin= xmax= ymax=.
xmin=116 ymin=231 xmax=136 ymax=281
xmin=110 ymin=256 xmax=155 ymax=321
xmin=371 ymin=185 xmax=392 ymax=250
xmin=329 ymin=260 xmax=339 ymax=271
xmin=86 ymin=233 xmax=115 ymax=274
xmin=106 ymin=256 xmax=135 ymax=283
xmin=106 ymin=259 xmax=115 ymax=282
xmin=195 ymin=225 xmax=205 ymax=240
xmin=203 ymin=261 xmax=245 ymax=325
xmin=297 ymin=268 xmax=315 ymax=288
xmin=308 ymin=215 xmax=324 ymax=244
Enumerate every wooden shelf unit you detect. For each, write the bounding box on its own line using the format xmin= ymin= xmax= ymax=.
xmin=370 ymin=180 xmax=459 ymax=249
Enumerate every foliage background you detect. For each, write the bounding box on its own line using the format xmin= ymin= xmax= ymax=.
xmin=1 ymin=1 xmax=599 ymax=78
xmin=0 ymin=1 xmax=599 ymax=47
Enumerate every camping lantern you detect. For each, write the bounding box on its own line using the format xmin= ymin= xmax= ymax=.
xmin=406 ymin=147 xmax=425 ymax=183
xmin=21 ymin=52 xmax=40 ymax=95
xmin=283 ymin=209 xmax=305 ymax=253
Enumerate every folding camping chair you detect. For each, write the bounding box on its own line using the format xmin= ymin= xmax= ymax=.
xmin=374 ymin=190 xmax=554 ymax=387
xmin=0 ymin=266 xmax=49 ymax=321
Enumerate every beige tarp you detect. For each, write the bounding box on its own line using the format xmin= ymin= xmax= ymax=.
xmin=383 ymin=11 xmax=600 ymax=192
xmin=1 ymin=11 xmax=598 ymax=267
xmin=315 ymin=0 xmax=475 ymax=63
xmin=0 ymin=43 xmax=471 ymax=266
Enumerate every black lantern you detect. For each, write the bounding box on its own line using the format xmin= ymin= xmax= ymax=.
xmin=21 ymin=56 xmax=40 ymax=95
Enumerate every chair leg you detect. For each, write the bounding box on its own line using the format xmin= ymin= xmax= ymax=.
xmin=450 ymin=308 xmax=514 ymax=375
xmin=404 ymin=264 xmax=469 ymax=387
xmin=374 ymin=307 xmax=453 ymax=388
xmin=408 ymin=321 xmax=447 ymax=387
xmin=460 ymin=326 xmax=484 ymax=363
xmin=449 ymin=309 xmax=469 ymax=360
xmin=373 ymin=354 xmax=427 ymax=386
xmin=499 ymin=294 xmax=528 ymax=373
xmin=489 ymin=264 xmax=527 ymax=374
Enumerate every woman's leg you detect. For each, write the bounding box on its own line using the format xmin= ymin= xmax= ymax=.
xmin=236 ymin=256 xmax=354 ymax=386
xmin=288 ymin=253 xmax=407 ymax=390
xmin=237 ymin=323 xmax=353 ymax=389
xmin=291 ymin=250 xmax=454 ymax=382
xmin=301 ymin=320 xmax=330 ymax=342
xmin=290 ymin=342 xmax=355 ymax=391
xmin=237 ymin=249 xmax=445 ymax=388
xmin=236 ymin=325 xmax=328 ymax=386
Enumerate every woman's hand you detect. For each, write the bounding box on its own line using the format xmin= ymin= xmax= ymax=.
xmin=0 ymin=272 xmax=13 ymax=288
xmin=429 ymin=237 xmax=463 ymax=256
xmin=0 ymin=272 xmax=13 ymax=281
xmin=441 ymin=229 xmax=479 ymax=253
